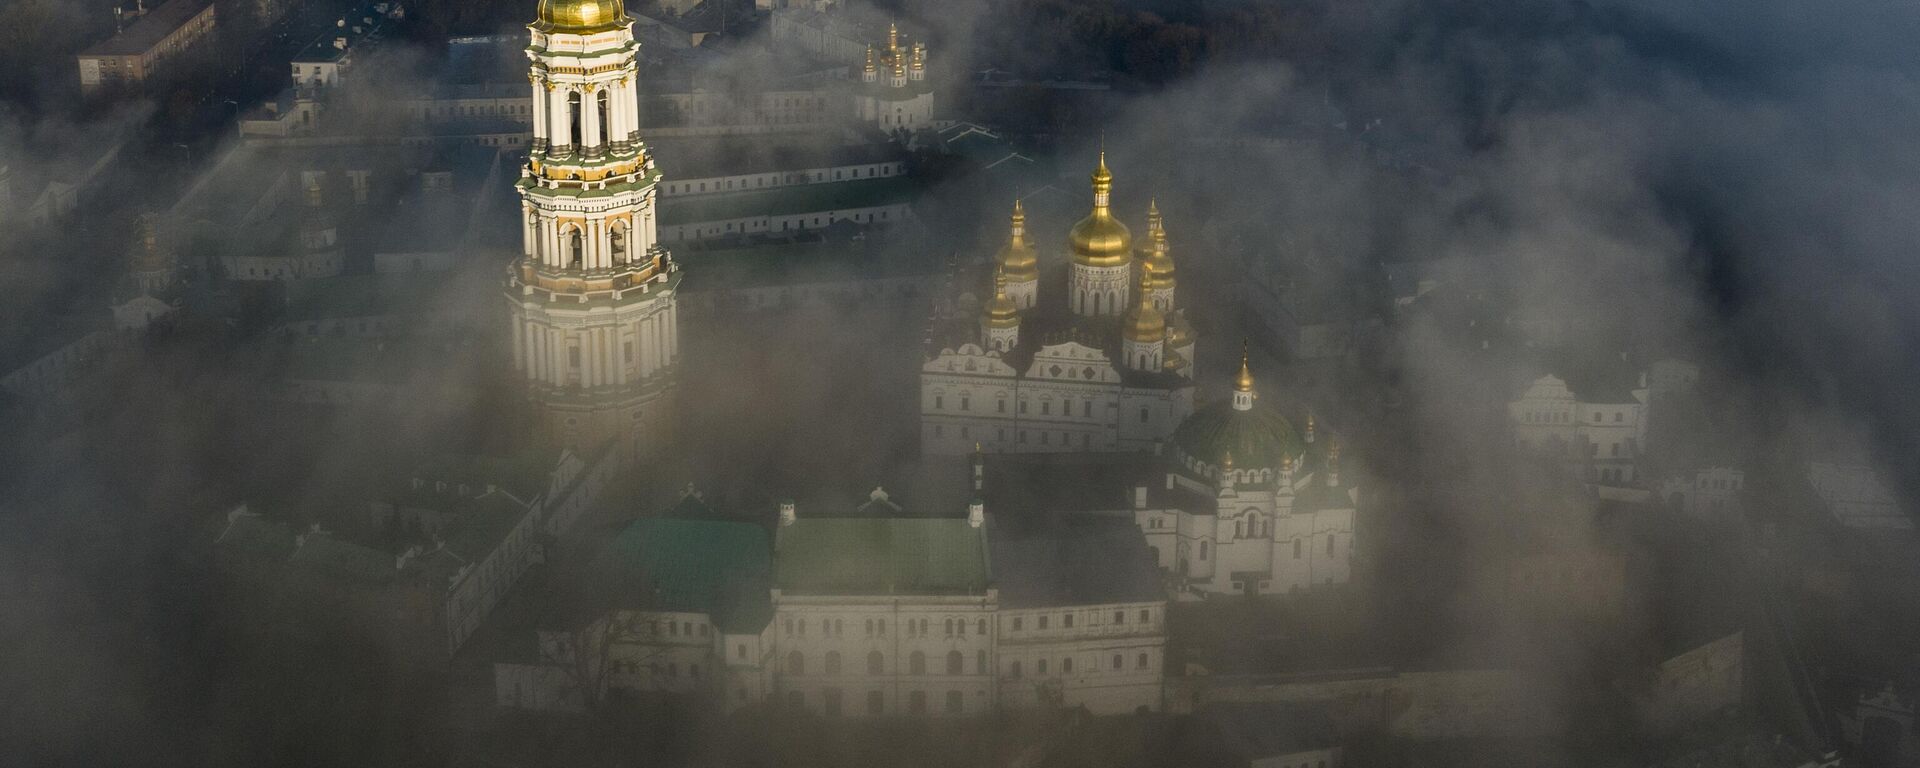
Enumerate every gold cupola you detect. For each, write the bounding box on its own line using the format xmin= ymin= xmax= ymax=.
xmin=535 ymin=0 xmax=628 ymax=33
xmin=1122 ymin=273 xmax=1165 ymax=343
xmin=1234 ymin=341 xmax=1256 ymax=393
xmin=985 ymin=268 xmax=1020 ymax=329
xmin=130 ymin=213 xmax=172 ymax=272
xmin=1068 ymin=152 xmax=1132 ymax=268
xmin=1142 ymin=198 xmax=1176 ymax=286
xmin=995 ymin=198 xmax=1039 ymax=283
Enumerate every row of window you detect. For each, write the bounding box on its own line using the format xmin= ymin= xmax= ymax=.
xmin=785 ymin=687 xmax=961 ymax=716
xmin=782 ymin=616 xmax=988 ymax=638
xmin=1519 ymin=409 xmax=1632 ymax=424
xmin=668 ymin=208 xmax=899 ymax=241
xmin=787 ymin=649 xmax=988 ymax=677
xmin=1008 ymin=608 xmax=1152 ymax=632
xmin=661 ymin=164 xmax=900 ymax=196
xmin=613 ymin=659 xmax=701 ymax=680
xmin=640 ymin=618 xmax=708 ymax=638
xmin=1006 ymin=652 xmax=1152 ymax=678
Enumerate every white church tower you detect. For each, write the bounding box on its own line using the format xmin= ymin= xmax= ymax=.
xmin=507 ymin=0 xmax=680 ymax=455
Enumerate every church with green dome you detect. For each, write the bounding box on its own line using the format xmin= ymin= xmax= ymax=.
xmin=1129 ymin=347 xmax=1357 ymax=597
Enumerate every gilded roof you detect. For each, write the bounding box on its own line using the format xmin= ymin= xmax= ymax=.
xmin=535 ymin=0 xmax=628 ymax=33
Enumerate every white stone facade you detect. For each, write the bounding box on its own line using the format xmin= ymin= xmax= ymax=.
xmin=508 ymin=9 xmax=681 ymax=454
xmin=1508 ymin=373 xmax=1649 ymax=486
xmin=921 ymin=341 xmax=1193 ymax=456
xmin=1133 ymin=472 xmax=1356 ymax=597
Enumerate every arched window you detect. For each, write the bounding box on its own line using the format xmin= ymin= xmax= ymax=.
xmin=608 ymin=221 xmax=627 ymax=263
xmin=596 ymin=90 xmax=610 ymax=147
xmin=1113 ymin=654 xmax=1123 ymax=670
xmin=977 ymin=618 xmax=987 ymax=635
xmin=946 ymin=650 xmax=963 ymax=675
xmin=1199 ymin=541 xmax=1209 ymax=560
xmin=566 ymin=90 xmax=582 ymax=148
xmin=944 ymin=618 xmax=954 ymax=636
xmin=787 ymin=651 xmax=804 ymax=676
xmin=909 ymin=651 xmax=926 ymax=675
xmin=824 ymin=651 xmax=841 ymax=675
xmin=1009 ymin=660 xmax=1022 ymax=678
xmin=566 ymin=227 xmax=583 ymax=269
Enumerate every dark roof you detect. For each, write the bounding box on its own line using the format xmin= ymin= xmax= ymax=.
xmin=651 ymin=135 xmax=907 ymax=180
xmin=775 ymin=516 xmax=991 ymax=596
xmin=81 ymin=0 xmax=213 ymax=57
xmin=1169 ymin=398 xmax=1305 ymax=472
xmin=991 ymin=516 xmax=1163 ymax=608
xmin=593 ymin=518 xmax=772 ymax=632
xmin=289 ymin=531 xmax=397 ymax=584
xmin=659 ymin=176 xmax=917 ymax=225
xmin=213 ymin=510 xmax=296 ymax=562
xmin=1194 ymin=701 xmax=1341 ymax=761
xmin=292 ymin=4 xmax=393 ymax=64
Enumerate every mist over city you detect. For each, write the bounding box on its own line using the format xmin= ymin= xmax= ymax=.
xmin=2 ymin=0 xmax=1918 ymax=766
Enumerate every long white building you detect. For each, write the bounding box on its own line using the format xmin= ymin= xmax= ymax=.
xmin=498 ymin=490 xmax=1168 ymax=717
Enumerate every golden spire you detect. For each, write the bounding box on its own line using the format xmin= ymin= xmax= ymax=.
xmin=864 ymin=44 xmax=875 ymax=73
xmin=985 ymin=267 xmax=1020 ymax=329
xmin=1234 ymin=340 xmax=1255 ymax=392
xmin=888 ymin=22 xmax=899 ymax=55
xmin=1122 ymin=272 xmax=1165 ymax=343
xmin=131 ymin=212 xmax=171 ymax=271
xmin=1222 ymin=451 xmax=1235 ymax=471
xmin=996 ymin=197 xmax=1038 ymax=283
xmin=1142 ymin=199 xmax=1176 ymax=296
xmin=1069 ymin=150 xmax=1131 ymax=267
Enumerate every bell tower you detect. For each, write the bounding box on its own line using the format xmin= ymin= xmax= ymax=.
xmin=507 ymin=0 xmax=680 ymax=455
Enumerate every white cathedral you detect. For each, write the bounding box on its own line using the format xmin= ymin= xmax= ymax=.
xmin=1128 ymin=350 xmax=1356 ymax=596
xmin=921 ymin=157 xmax=1198 ymax=456
xmin=506 ymin=0 xmax=682 ymax=456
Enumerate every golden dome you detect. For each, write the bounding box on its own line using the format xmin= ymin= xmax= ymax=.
xmin=1142 ymin=199 xmax=1176 ymax=285
xmin=995 ymin=198 xmax=1039 ymax=283
xmin=1234 ymin=340 xmax=1256 ymax=392
xmin=535 ymin=0 xmax=628 ymax=33
xmin=1122 ymin=275 xmax=1165 ymax=343
xmin=130 ymin=213 xmax=172 ymax=272
xmin=1069 ymin=152 xmax=1133 ymax=268
xmin=985 ymin=269 xmax=1021 ymax=329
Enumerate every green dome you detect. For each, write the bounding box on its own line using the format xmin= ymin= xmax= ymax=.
xmin=1169 ymin=398 xmax=1304 ymax=474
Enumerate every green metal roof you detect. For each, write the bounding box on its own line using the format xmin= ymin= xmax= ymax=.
xmin=595 ymin=518 xmax=772 ymax=632
xmin=1170 ymin=399 xmax=1305 ymax=471
xmin=775 ymin=518 xmax=991 ymax=596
